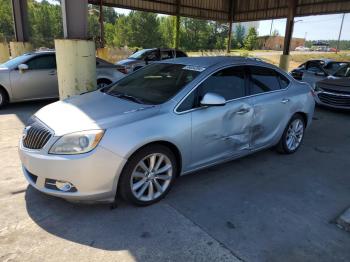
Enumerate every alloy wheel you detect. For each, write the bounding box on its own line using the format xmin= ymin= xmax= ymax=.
xmin=286 ymin=119 xmax=304 ymax=151
xmin=130 ymin=153 xmax=173 ymax=202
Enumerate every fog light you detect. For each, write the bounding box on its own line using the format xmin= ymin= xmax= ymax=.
xmin=55 ymin=181 xmax=73 ymax=192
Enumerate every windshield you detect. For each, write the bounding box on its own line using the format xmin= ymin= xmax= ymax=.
xmin=102 ymin=63 xmax=201 ymax=105
xmin=324 ymin=62 xmax=347 ymax=75
xmin=0 ymin=54 xmax=32 ymax=68
xmin=334 ymin=64 xmax=350 ymax=77
xmin=128 ymin=49 xmax=151 ymax=60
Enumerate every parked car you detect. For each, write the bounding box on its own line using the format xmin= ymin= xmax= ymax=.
xmin=116 ymin=48 xmax=188 ymax=73
xmin=313 ymin=63 xmax=350 ymax=109
xmin=0 ymin=51 xmax=126 ymax=108
xmin=295 ymin=46 xmax=310 ymax=52
xmin=290 ymin=59 xmax=349 ymax=87
xmin=19 ymin=57 xmax=315 ymax=206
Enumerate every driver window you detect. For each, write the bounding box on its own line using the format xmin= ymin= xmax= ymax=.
xmin=146 ymin=51 xmax=159 ymax=61
xmin=26 ymin=55 xmax=56 ymax=70
xmin=197 ymin=66 xmax=246 ymax=101
xmin=176 ymin=66 xmax=246 ymax=112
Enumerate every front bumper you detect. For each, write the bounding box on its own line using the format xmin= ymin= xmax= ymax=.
xmin=19 ymin=142 xmax=127 ymax=203
xmin=314 ymin=91 xmax=350 ymax=110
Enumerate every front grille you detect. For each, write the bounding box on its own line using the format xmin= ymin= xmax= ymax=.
xmin=22 ymin=121 xmax=52 ymax=150
xmin=318 ymin=92 xmax=350 ymax=107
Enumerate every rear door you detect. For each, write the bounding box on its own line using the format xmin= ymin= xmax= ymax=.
xmin=248 ymin=66 xmax=291 ymax=149
xmin=10 ymin=54 xmax=58 ymax=100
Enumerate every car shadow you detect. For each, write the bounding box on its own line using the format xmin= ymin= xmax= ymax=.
xmin=0 ymin=99 xmax=56 ymax=125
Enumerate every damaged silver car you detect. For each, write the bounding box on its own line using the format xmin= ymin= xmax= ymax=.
xmin=19 ymin=57 xmax=315 ymax=206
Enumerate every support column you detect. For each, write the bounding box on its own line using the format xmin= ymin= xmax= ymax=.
xmin=11 ymin=0 xmax=32 ymax=58
xmin=173 ymin=0 xmax=180 ymax=49
xmin=226 ymin=0 xmax=234 ymax=53
xmin=0 ymin=42 xmax=10 ymax=63
xmin=279 ymin=0 xmax=296 ymax=71
xmin=55 ymin=0 xmax=96 ymax=100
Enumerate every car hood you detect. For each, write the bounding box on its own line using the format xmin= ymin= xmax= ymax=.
xmin=34 ymin=91 xmax=158 ymax=136
xmin=317 ymin=78 xmax=350 ymax=93
xmin=116 ymin=58 xmax=142 ymax=66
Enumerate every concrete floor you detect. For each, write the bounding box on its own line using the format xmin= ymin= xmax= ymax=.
xmin=0 ymin=101 xmax=349 ymax=262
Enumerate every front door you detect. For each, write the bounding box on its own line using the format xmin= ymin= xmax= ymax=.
xmin=10 ymin=54 xmax=58 ymax=100
xmin=189 ymin=66 xmax=254 ymax=169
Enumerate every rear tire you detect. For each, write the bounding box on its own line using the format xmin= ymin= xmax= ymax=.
xmin=118 ymin=145 xmax=177 ymax=206
xmin=277 ymin=114 xmax=305 ymax=154
xmin=0 ymin=88 xmax=8 ymax=109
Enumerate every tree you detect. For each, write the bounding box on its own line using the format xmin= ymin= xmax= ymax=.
xmin=159 ymin=16 xmax=175 ymax=48
xmin=234 ymin=23 xmax=245 ymax=48
xmin=272 ymin=29 xmax=280 ymax=36
xmin=244 ymin=27 xmax=258 ymax=50
xmin=0 ymin=0 xmax=14 ymax=41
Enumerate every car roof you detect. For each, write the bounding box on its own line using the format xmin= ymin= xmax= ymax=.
xmin=160 ymin=56 xmax=268 ymax=68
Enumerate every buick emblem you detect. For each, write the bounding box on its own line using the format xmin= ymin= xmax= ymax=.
xmin=23 ymin=126 xmax=31 ymax=139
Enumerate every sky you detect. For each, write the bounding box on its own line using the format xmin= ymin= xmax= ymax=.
xmin=115 ymin=7 xmax=350 ymax=41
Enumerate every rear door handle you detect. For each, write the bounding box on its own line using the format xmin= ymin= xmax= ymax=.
xmin=49 ymin=71 xmax=56 ymax=76
xmin=281 ymin=98 xmax=290 ymax=104
xmin=236 ymin=108 xmax=250 ymax=115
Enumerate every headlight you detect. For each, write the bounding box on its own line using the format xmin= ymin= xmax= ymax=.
xmin=49 ymin=130 xmax=104 ymax=155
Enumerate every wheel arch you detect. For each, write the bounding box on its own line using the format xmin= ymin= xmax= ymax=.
xmin=125 ymin=140 xmax=183 ymax=177
xmin=294 ymin=111 xmax=308 ymax=127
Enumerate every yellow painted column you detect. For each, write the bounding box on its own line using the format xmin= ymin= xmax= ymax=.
xmin=9 ymin=42 xmax=33 ymax=58
xmin=0 ymin=42 xmax=10 ymax=63
xmin=279 ymin=54 xmax=290 ymax=71
xmin=55 ymin=39 xmax=97 ymax=100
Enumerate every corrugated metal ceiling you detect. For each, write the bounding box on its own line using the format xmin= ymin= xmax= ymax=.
xmin=89 ymin=0 xmax=350 ymax=21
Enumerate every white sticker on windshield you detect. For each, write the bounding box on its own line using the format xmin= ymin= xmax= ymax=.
xmin=182 ymin=65 xmax=206 ymax=72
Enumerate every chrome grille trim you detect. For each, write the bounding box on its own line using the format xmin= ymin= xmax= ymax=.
xmin=22 ymin=121 xmax=53 ymax=150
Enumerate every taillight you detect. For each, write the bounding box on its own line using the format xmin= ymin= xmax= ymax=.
xmin=117 ymin=68 xmax=128 ymax=74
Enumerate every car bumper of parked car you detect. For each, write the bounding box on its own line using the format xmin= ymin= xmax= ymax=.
xmin=19 ymin=143 xmax=127 ymax=203
xmin=314 ymin=91 xmax=350 ymax=110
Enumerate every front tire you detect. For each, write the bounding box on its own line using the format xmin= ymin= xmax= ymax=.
xmin=277 ymin=114 xmax=305 ymax=154
xmin=118 ymin=145 xmax=177 ymax=206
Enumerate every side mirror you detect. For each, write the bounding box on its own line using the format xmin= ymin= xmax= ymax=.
xmin=315 ymin=71 xmax=326 ymax=77
xmin=200 ymin=92 xmax=226 ymax=107
xmin=18 ymin=64 xmax=29 ymax=72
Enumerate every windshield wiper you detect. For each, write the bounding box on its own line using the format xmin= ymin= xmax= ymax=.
xmin=108 ymin=91 xmax=145 ymax=104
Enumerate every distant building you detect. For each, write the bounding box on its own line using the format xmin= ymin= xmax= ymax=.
xmin=257 ymin=36 xmax=305 ymax=51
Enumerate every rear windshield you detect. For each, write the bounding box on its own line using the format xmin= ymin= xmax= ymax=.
xmin=102 ymin=63 xmax=200 ymax=105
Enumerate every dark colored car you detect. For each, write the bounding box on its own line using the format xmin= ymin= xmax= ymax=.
xmin=116 ymin=48 xmax=188 ymax=73
xmin=290 ymin=59 xmax=348 ymax=87
xmin=314 ymin=64 xmax=350 ymax=109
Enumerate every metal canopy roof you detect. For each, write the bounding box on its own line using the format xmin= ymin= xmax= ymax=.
xmin=89 ymin=0 xmax=350 ymax=22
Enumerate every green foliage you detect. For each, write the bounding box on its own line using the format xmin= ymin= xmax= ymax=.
xmin=244 ymin=27 xmax=258 ymax=51
xmin=234 ymin=24 xmax=245 ymax=48
xmin=0 ymin=0 xmax=14 ymax=42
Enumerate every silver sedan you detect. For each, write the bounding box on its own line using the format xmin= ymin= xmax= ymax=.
xmin=0 ymin=51 xmax=125 ymax=107
xmin=19 ymin=57 xmax=315 ymax=206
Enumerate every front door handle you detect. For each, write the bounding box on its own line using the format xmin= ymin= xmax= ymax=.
xmin=236 ymin=108 xmax=250 ymax=115
xmin=48 ymin=71 xmax=56 ymax=76
xmin=281 ymin=98 xmax=290 ymax=104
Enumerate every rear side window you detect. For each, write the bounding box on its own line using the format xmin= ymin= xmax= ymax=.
xmin=249 ymin=66 xmax=284 ymax=94
xmin=27 ymin=55 xmax=56 ymax=70
xmin=161 ymin=51 xmax=173 ymax=60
